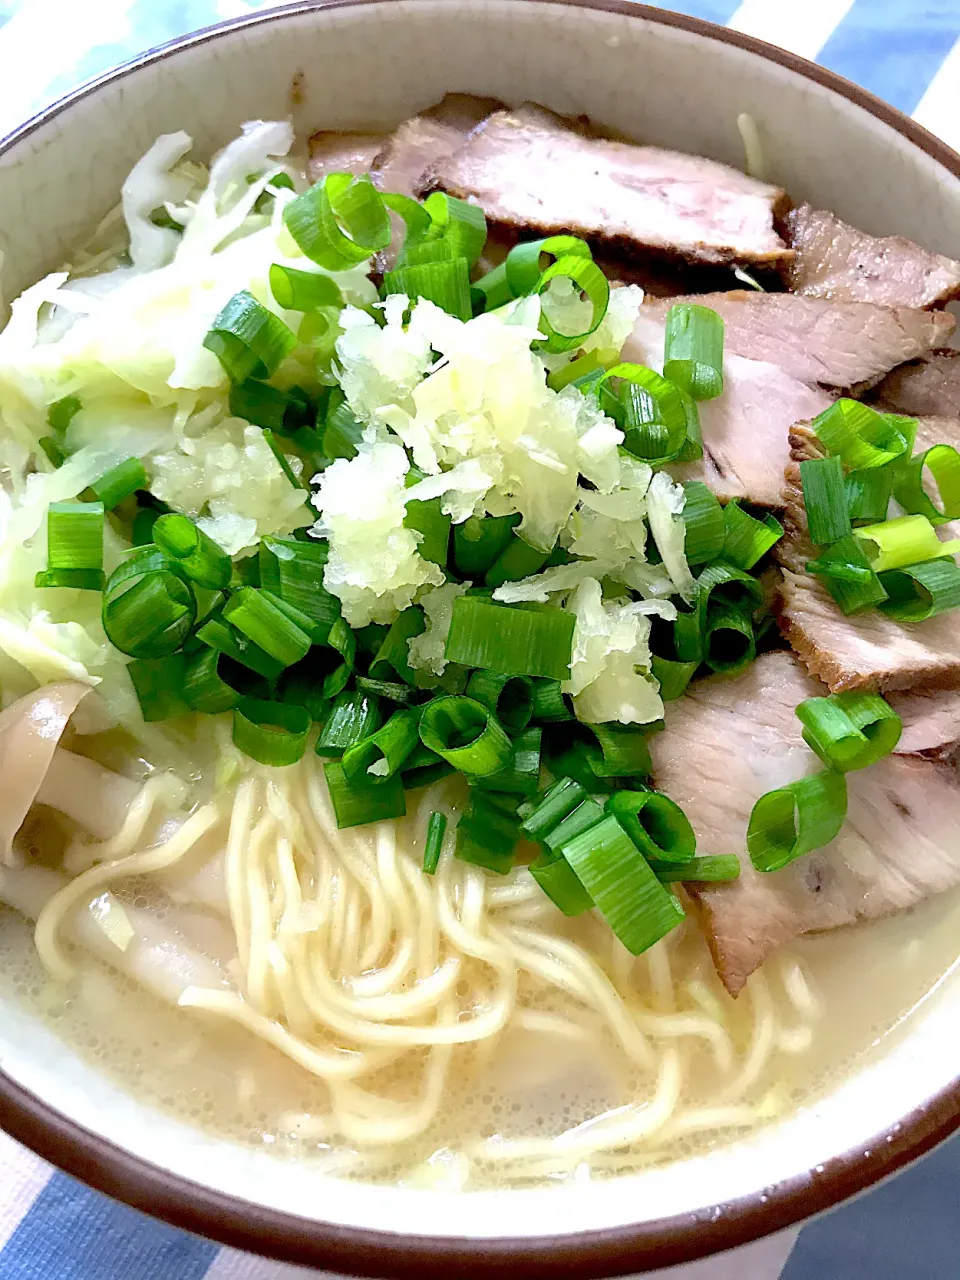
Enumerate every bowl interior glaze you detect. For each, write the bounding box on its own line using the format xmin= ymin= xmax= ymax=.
xmin=2 ymin=3 xmax=960 ymax=1274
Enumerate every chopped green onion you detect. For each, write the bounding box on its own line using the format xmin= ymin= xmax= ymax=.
xmin=663 ymin=304 xmax=724 ymax=401
xmin=682 ymin=482 xmax=725 ymax=566
xmin=401 ymin=744 xmax=455 ymax=791
xmin=453 ymin=513 xmax=520 ymax=577
xmin=127 ymin=655 xmax=189 ymax=722
xmin=544 ymin=734 xmax=614 ymax=795
xmin=650 ymin=654 xmax=699 ymax=701
xmin=422 ymin=191 xmax=487 ymax=265
xmin=182 ymin=647 xmax=242 ymax=714
xmin=229 ymin=379 xmax=311 ymax=435
xmin=720 ymin=500 xmax=783 ymax=571
xmin=585 ymin=722 xmax=653 ymax=778
xmin=471 ymin=261 xmax=513 ymax=313
xmin=600 ymin=363 xmax=688 ymax=463
xmin=530 ymin=677 xmax=574 ymax=723
xmin=546 ymin=349 xmax=607 ymax=394
xmin=703 ymin=604 xmax=755 ymax=675
xmin=269 ymin=263 xmax=343 ymax=312
xmin=748 ymin=769 xmax=847 ymax=873
xmin=846 ymin=468 xmax=894 ymax=526
xmin=419 ymin=695 xmax=514 ymax=777
xmin=475 ymin=726 xmax=542 ymax=795
xmin=894 ymin=444 xmax=960 ymax=526
xmin=404 ymin=471 xmax=452 ymax=566
xmin=102 ymin=547 xmax=195 ymax=658
xmin=153 ymin=513 xmax=232 ymax=591
xmin=560 ymin=814 xmax=685 ymax=954
xmin=196 ymin=615 xmax=285 ymax=681
xmin=342 ymin=706 xmax=421 ymax=783
xmin=536 ymin=253 xmax=610 ymax=354
xmin=203 ymin=290 xmax=297 ymax=383
xmin=656 ymin=855 xmax=740 ymax=884
xmin=132 ymin=508 xmax=159 ymax=547
xmin=261 ymin=427 xmax=305 ymax=490
xmin=284 ymin=173 xmax=391 ymax=270
xmin=383 ymin=258 xmax=472 ymax=322
xmin=519 ymin=776 xmax=586 ymax=841
xmin=39 ymin=437 xmax=65 ymax=468
xmin=369 ymin=606 xmax=425 ymax=685
xmin=445 ymin=597 xmax=575 ymax=682
xmin=806 ymin=534 xmax=888 ymax=615
xmin=800 ymin=456 xmax=852 ymax=545
xmin=606 ymin=790 xmax=696 ymax=866
xmin=465 ymin=670 xmax=534 ymax=732
xmin=322 ymin=389 xmax=364 ymax=461
xmin=855 ymin=514 xmax=956 ymax=574
xmin=455 ymin=789 xmax=521 ymax=874
xmin=232 ymin=697 xmax=311 ymax=767
xmin=382 ymin=192 xmax=432 ymax=258
xmin=675 ymin=391 xmax=704 ymax=463
xmin=530 ymin=849 xmax=594 ymax=916
xmin=259 ymin=536 xmax=340 ymax=642
xmin=796 ymin=691 xmax=902 ymax=772
xmin=300 ymin=305 xmax=343 ymax=378
xmin=222 ymin=587 xmax=312 ymax=668
xmin=355 ymin=676 xmax=416 ymax=705
xmin=423 ymin=811 xmax=448 ymax=875
xmin=687 ymin=561 xmax=764 ymax=659
xmin=812 ymin=400 xmax=914 ymax=471
xmin=324 ymin=759 xmax=406 ymax=829
xmin=91 ymin=458 xmax=147 ymax=510
xmin=485 ymin=534 xmax=552 ymax=588
xmin=503 ymin=235 xmax=591 ymax=295
xmin=47 ymin=501 xmax=103 ymax=571
xmin=320 ymin=616 xmax=357 ymax=699
xmin=47 ymin=395 xmax=81 ymax=431
xmin=543 ymin=798 xmax=605 ymax=854
xmin=35 ymin=568 xmax=105 ymax=591
xmin=878 ymin=557 xmax=960 ymax=622
xmin=316 ymin=690 xmax=383 ymax=758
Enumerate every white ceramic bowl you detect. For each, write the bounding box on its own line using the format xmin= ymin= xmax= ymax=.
xmin=2 ymin=3 xmax=960 ymax=1274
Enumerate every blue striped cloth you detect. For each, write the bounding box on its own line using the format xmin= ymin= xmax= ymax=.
xmin=1 ymin=3 xmax=959 ymax=1277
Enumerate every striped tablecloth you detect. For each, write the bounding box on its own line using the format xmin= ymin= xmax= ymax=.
xmin=1 ymin=2 xmax=959 ymax=1277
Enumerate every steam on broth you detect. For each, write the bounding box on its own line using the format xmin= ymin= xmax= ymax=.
xmin=1 ymin=97 xmax=960 ymax=1190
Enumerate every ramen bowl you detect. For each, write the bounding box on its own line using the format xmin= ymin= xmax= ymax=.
xmin=2 ymin=1 xmax=960 ymax=1274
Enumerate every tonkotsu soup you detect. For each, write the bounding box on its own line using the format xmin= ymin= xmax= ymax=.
xmin=2 ymin=100 xmax=960 ymax=1190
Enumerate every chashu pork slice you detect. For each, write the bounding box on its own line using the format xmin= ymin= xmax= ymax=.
xmin=777 ymin=416 xmax=960 ymax=693
xmin=642 ymin=291 xmax=955 ymax=391
xmin=625 ymin=312 xmax=832 ymax=506
xmin=419 ymin=104 xmax=793 ymax=269
xmin=307 ymin=131 xmax=388 ymax=184
xmin=650 ymin=651 xmax=960 ymax=995
xmin=373 ymin=92 xmax=504 ymax=196
xmin=869 ymin=349 xmax=960 ymax=420
xmin=784 ymin=204 xmax=960 ymax=309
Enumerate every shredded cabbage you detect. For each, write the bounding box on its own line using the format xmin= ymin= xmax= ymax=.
xmin=407 ymin=583 xmax=467 ymax=677
xmin=312 ymin=438 xmax=445 ymax=626
xmin=121 ymin=131 xmax=194 ymax=273
xmin=563 ymin=578 xmax=675 ymax=724
xmin=646 ymin=471 xmax=695 ymax=604
xmin=333 ymin=295 xmax=625 ymax=550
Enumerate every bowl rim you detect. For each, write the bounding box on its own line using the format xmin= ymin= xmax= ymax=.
xmin=3 ymin=0 xmax=960 ymax=1274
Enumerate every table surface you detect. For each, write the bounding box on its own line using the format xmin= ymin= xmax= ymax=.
xmin=0 ymin=1 xmax=959 ymax=1278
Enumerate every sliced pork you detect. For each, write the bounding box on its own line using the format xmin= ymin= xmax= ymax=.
xmin=777 ymin=417 xmax=960 ymax=693
xmin=419 ymin=104 xmax=793 ymax=269
xmin=784 ymin=204 xmax=960 ymax=309
xmin=625 ymin=312 xmax=832 ymax=506
xmin=642 ymin=292 xmax=955 ymax=391
xmin=307 ymin=131 xmax=387 ymax=184
xmin=869 ymin=349 xmax=960 ymax=419
xmin=373 ymin=93 xmax=503 ymax=196
xmin=650 ymin=652 xmax=960 ymax=995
